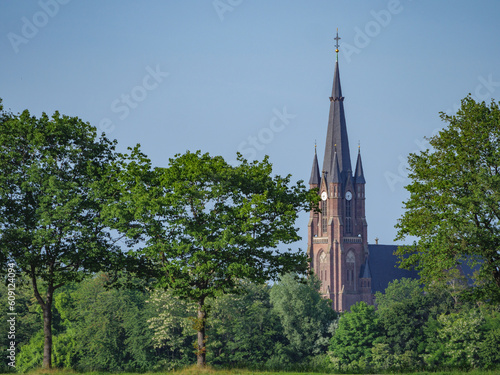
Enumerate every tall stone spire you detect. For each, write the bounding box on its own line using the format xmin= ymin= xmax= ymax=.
xmin=322 ymin=30 xmax=352 ymax=183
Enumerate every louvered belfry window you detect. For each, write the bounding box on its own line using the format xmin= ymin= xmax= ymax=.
xmin=345 ymin=199 xmax=351 ymax=233
xmin=322 ymin=199 xmax=328 ymax=234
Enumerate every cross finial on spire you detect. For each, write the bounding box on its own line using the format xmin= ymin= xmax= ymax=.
xmin=334 ymin=28 xmax=341 ymax=60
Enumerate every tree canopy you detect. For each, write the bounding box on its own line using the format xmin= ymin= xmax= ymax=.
xmin=107 ymin=149 xmax=318 ymax=366
xmin=395 ymin=96 xmax=500 ymax=304
xmin=0 ymin=109 xmax=138 ymax=368
xmin=270 ymin=273 xmax=336 ymax=361
xmin=329 ymin=301 xmax=382 ymax=370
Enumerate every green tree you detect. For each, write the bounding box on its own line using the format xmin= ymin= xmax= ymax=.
xmin=376 ymin=281 xmax=436 ymax=369
xmin=374 ymin=278 xmax=423 ymax=316
xmin=396 ymin=96 xmax=500 ymax=303
xmin=147 ymin=281 xmax=286 ymax=369
xmin=479 ymin=326 xmax=500 ymax=369
xmin=17 ymin=274 xmax=157 ymax=372
xmin=206 ymin=281 xmax=286 ymax=367
xmin=270 ymin=273 xmax=336 ymax=362
xmin=473 ymin=305 xmax=500 ymax=369
xmin=373 ymin=279 xmax=456 ymax=371
xmin=0 ymin=110 xmax=136 ymax=368
xmin=16 ymin=280 xmax=79 ymax=372
xmin=69 ymin=274 xmax=155 ymax=371
xmin=147 ymin=289 xmax=197 ymax=369
xmin=328 ymin=301 xmax=382 ymax=371
xmin=107 ymin=150 xmax=318 ymax=367
xmin=0 ymin=278 xmax=42 ymax=372
xmin=428 ymin=309 xmax=484 ymax=368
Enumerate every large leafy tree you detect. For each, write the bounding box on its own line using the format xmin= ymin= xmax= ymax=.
xmin=328 ymin=301 xmax=382 ymax=370
xmin=426 ymin=309 xmax=485 ymax=368
xmin=270 ymin=273 xmax=336 ymax=362
xmin=65 ymin=274 xmax=155 ymax=371
xmin=395 ymin=96 xmax=500 ymax=303
xmin=0 ymin=109 xmax=135 ymax=368
xmin=107 ymin=150 xmax=318 ymax=367
xmin=374 ymin=278 xmax=453 ymax=365
xmin=206 ymin=282 xmax=285 ymax=367
xmin=16 ymin=274 xmax=158 ymax=372
xmin=147 ymin=288 xmax=197 ymax=369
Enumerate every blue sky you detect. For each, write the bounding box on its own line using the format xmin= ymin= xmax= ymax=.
xmin=2 ymin=0 xmax=500 ymax=249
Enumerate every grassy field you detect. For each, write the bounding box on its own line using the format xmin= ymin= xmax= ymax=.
xmin=9 ymin=367 xmax=500 ymax=375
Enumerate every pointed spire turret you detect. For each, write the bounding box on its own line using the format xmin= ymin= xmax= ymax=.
xmin=320 ymin=170 xmax=328 ymax=194
xmin=361 ymin=256 xmax=371 ymax=279
xmin=329 ymin=148 xmax=341 ymax=184
xmin=322 ymin=31 xmax=352 ymax=184
xmin=309 ymin=145 xmax=320 ymax=186
xmin=354 ymin=147 xmax=366 ymax=184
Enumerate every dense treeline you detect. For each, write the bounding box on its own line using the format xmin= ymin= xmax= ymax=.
xmin=0 ymin=273 xmax=335 ymax=372
xmin=330 ymin=278 xmax=500 ymax=372
xmin=1 ymin=274 xmax=499 ymax=373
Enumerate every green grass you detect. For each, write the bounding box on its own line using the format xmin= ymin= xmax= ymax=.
xmin=9 ymin=367 xmax=500 ymax=375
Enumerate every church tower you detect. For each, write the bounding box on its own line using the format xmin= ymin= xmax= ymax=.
xmin=307 ymin=31 xmax=372 ymax=312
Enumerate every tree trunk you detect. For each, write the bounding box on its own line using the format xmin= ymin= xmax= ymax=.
xmin=31 ymin=269 xmax=53 ymax=369
xmin=196 ymin=298 xmax=206 ymax=367
xmin=42 ymin=301 xmax=53 ymax=369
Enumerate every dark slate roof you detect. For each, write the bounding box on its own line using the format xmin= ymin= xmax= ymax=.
xmin=354 ymin=150 xmax=366 ymax=184
xmin=368 ymin=244 xmax=419 ymax=294
xmin=322 ymin=60 xmax=352 ymax=184
xmin=309 ymin=149 xmax=320 ymax=185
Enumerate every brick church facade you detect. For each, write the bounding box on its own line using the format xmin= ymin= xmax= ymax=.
xmin=307 ymin=40 xmax=417 ymax=312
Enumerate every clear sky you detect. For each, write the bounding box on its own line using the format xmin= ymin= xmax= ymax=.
xmin=2 ymin=0 xmax=500 ymax=250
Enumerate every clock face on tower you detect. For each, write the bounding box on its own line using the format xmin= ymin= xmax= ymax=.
xmin=345 ymin=191 xmax=352 ymax=201
xmin=321 ymin=191 xmax=327 ymax=201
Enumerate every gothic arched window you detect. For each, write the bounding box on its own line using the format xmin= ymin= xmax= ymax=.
xmin=319 ymin=251 xmax=328 ymax=291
